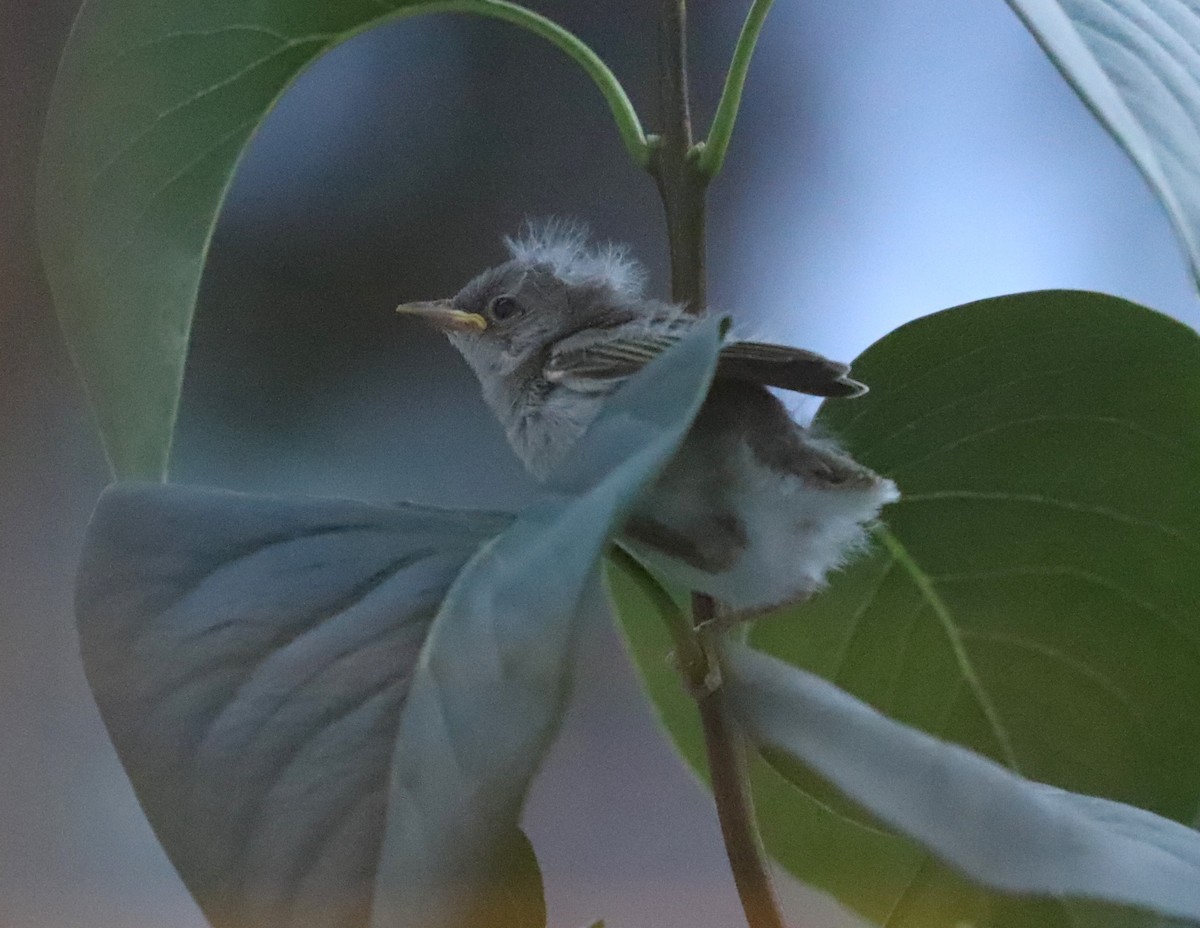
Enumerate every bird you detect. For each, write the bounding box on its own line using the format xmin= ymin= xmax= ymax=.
xmin=396 ymin=220 xmax=898 ymax=616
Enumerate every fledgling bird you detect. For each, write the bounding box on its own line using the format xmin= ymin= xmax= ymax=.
xmin=397 ymin=221 xmax=898 ymax=615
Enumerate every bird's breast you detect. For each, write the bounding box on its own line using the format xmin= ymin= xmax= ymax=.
xmin=504 ymin=384 xmax=609 ymax=480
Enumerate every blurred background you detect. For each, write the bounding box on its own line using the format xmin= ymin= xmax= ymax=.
xmin=3 ymin=1 xmax=1199 ymax=926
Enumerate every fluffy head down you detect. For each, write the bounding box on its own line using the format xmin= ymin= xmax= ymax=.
xmin=504 ymin=218 xmax=647 ymax=300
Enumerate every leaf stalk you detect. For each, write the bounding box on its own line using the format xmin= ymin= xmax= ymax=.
xmin=429 ymin=0 xmax=651 ymax=167
xmin=697 ymin=0 xmax=776 ymax=179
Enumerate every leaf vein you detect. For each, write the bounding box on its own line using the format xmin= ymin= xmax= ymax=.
xmin=87 ymin=35 xmax=331 ymax=193
xmin=936 ymin=564 xmax=1200 ymax=657
xmin=1088 ymin=0 xmax=1200 ymax=132
xmin=834 ymin=324 xmax=1102 ymax=434
xmin=240 ymin=680 xmax=398 ymax=902
xmin=879 ymin=529 xmax=1022 ymax=773
xmin=852 ymin=364 xmax=1079 ymax=463
xmin=827 ymin=554 xmax=897 ymax=686
xmin=94 ymin=25 xmax=302 ymax=77
xmin=1078 ymin=21 xmax=1200 ymax=171
xmin=105 ymin=113 xmax=261 ymax=270
xmin=898 ymin=490 xmax=1200 ymax=554
xmin=886 ymin=413 xmax=1199 ymax=476
xmin=881 ymin=597 xmax=933 ymax=718
xmin=958 ymin=627 xmax=1152 ymax=734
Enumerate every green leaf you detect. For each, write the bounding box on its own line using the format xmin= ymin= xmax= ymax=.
xmin=1005 ymin=0 xmax=1200 ymax=287
xmin=614 ymin=291 xmax=1200 ymax=927
xmin=37 ymin=0 xmax=646 ymax=480
xmin=725 ymin=642 xmax=1200 ymax=924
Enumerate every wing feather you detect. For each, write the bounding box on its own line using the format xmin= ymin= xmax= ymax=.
xmin=719 ymin=340 xmax=867 ymax=397
xmin=546 ymin=333 xmax=867 ymax=397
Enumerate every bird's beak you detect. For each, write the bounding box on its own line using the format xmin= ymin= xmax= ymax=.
xmin=395 ymin=300 xmax=488 ymax=333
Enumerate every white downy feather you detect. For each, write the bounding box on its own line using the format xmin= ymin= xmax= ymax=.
xmin=629 ymin=441 xmax=899 ymax=613
xmin=504 ymin=218 xmax=648 ymax=299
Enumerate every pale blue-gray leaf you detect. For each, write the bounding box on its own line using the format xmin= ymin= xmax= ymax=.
xmin=1005 ymin=0 xmax=1200 ymax=283
xmin=76 ymin=483 xmax=510 ymax=928
xmin=724 ymin=643 xmax=1200 ymax=924
xmin=76 ymin=317 xmax=723 ymax=928
xmin=369 ymin=316 xmax=723 ymax=928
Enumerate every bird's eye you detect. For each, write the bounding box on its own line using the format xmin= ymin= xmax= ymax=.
xmin=489 ymin=296 xmax=520 ymax=321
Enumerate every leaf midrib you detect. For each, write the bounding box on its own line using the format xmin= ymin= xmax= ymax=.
xmin=877 ymin=528 xmax=1021 ymax=773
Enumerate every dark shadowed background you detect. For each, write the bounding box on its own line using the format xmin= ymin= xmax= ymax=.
xmin=3 ymin=2 xmax=1198 ymax=926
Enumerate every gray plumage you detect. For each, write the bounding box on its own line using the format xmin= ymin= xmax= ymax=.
xmin=398 ymin=221 xmax=898 ymax=613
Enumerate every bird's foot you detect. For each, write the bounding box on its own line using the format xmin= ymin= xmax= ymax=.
xmin=701 ymin=589 xmax=816 ymax=629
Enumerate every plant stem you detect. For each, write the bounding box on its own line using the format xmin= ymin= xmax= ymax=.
xmin=608 ymin=546 xmax=709 ymax=690
xmin=648 ymin=3 xmax=789 ymax=926
xmin=697 ymin=0 xmax=777 ymax=179
xmin=693 ymin=595 xmax=788 ymax=928
xmin=650 ymin=0 xmax=708 ymax=310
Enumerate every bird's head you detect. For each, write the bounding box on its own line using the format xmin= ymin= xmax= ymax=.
xmin=396 ymin=220 xmax=646 ymax=386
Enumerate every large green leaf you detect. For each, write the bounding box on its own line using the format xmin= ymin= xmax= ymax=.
xmin=1005 ymin=0 xmax=1200 ymax=286
xmin=36 ymin=0 xmax=644 ymax=480
xmin=613 ymin=291 xmax=1200 ymax=927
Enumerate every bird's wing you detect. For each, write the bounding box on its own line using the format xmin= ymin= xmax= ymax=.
xmin=546 ymin=334 xmax=867 ymax=397
xmin=717 ymin=340 xmax=867 ymax=397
